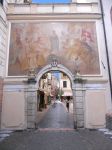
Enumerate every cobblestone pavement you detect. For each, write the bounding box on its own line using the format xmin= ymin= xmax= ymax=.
xmin=0 ymin=129 xmax=112 ymax=150
xmin=38 ymin=100 xmax=74 ymax=129
xmin=1 ymin=101 xmax=112 ymax=150
xmin=0 ymin=130 xmax=13 ymax=142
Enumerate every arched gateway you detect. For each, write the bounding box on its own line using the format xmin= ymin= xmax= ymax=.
xmin=26 ymin=63 xmax=85 ymax=129
xmin=36 ymin=64 xmax=74 ymax=89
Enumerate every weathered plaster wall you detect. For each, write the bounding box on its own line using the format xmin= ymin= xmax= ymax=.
xmin=1 ymin=82 xmax=27 ymax=129
xmin=85 ymin=89 xmax=106 ymax=128
xmin=1 ymin=1 xmax=112 ymax=130
xmin=0 ymin=78 xmax=3 ymax=127
xmin=102 ymin=0 xmax=112 ymax=87
xmin=0 ymin=0 xmax=8 ymax=128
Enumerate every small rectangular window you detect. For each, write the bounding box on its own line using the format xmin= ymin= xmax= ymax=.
xmin=63 ymin=81 xmax=67 ymax=88
xmin=63 ymin=73 xmax=67 ymax=77
xmin=0 ymin=0 xmax=3 ymax=5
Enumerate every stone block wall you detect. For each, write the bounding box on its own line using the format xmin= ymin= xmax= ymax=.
xmin=73 ymin=84 xmax=85 ymax=128
xmin=0 ymin=78 xmax=3 ymax=127
xmin=75 ymin=89 xmax=85 ymax=128
xmin=26 ymin=84 xmax=37 ymax=129
xmin=0 ymin=0 xmax=8 ymax=77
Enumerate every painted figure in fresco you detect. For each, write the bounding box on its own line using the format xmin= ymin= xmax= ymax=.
xmin=110 ymin=6 xmax=112 ymax=25
xmin=81 ymin=29 xmax=93 ymax=45
xmin=27 ymin=52 xmax=37 ymax=69
xmin=50 ymin=30 xmax=59 ymax=53
xmin=9 ymin=31 xmax=22 ymax=65
xmin=26 ymin=49 xmax=46 ymax=70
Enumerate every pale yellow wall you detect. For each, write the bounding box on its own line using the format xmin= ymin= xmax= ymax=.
xmin=85 ymin=89 xmax=106 ymax=128
xmin=1 ymin=88 xmax=26 ymax=129
xmin=60 ymin=78 xmax=72 ymax=96
xmin=102 ymin=0 xmax=112 ymax=85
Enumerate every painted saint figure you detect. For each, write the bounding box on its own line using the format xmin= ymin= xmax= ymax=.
xmin=50 ymin=30 xmax=59 ymax=53
xmin=27 ymin=52 xmax=37 ymax=69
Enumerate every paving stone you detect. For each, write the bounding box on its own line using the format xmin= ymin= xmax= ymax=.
xmin=76 ymin=108 xmax=84 ymax=115
xmin=0 ymin=129 xmax=112 ymax=150
xmin=38 ymin=101 xmax=74 ymax=129
xmin=76 ymin=102 xmax=83 ymax=109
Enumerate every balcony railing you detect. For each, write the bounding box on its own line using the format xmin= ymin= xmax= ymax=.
xmin=7 ymin=2 xmax=100 ymax=14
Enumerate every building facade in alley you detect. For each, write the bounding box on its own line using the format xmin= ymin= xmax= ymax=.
xmin=0 ymin=0 xmax=112 ymax=129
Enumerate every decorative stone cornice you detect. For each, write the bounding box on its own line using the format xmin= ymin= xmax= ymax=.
xmin=7 ymin=13 xmax=101 ymax=21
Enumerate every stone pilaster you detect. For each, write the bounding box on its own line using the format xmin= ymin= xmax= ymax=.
xmin=73 ymin=83 xmax=85 ymax=128
xmin=26 ymin=84 xmax=37 ymax=129
xmin=0 ymin=78 xmax=3 ymax=128
xmin=72 ymin=87 xmax=77 ymax=129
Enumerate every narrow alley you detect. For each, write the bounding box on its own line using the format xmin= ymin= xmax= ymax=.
xmin=38 ymin=100 xmax=74 ymax=129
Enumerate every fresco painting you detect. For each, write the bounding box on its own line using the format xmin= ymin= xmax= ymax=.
xmin=8 ymin=22 xmax=100 ymax=76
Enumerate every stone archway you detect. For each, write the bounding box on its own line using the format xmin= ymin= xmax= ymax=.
xmin=35 ymin=64 xmax=78 ymax=128
xmin=26 ymin=64 xmax=85 ymax=129
xmin=36 ymin=64 xmax=74 ymax=89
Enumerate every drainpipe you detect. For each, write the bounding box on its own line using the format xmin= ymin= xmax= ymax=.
xmin=99 ymin=0 xmax=112 ymax=100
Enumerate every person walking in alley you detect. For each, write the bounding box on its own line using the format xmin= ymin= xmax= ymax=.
xmin=66 ymin=96 xmax=70 ymax=112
